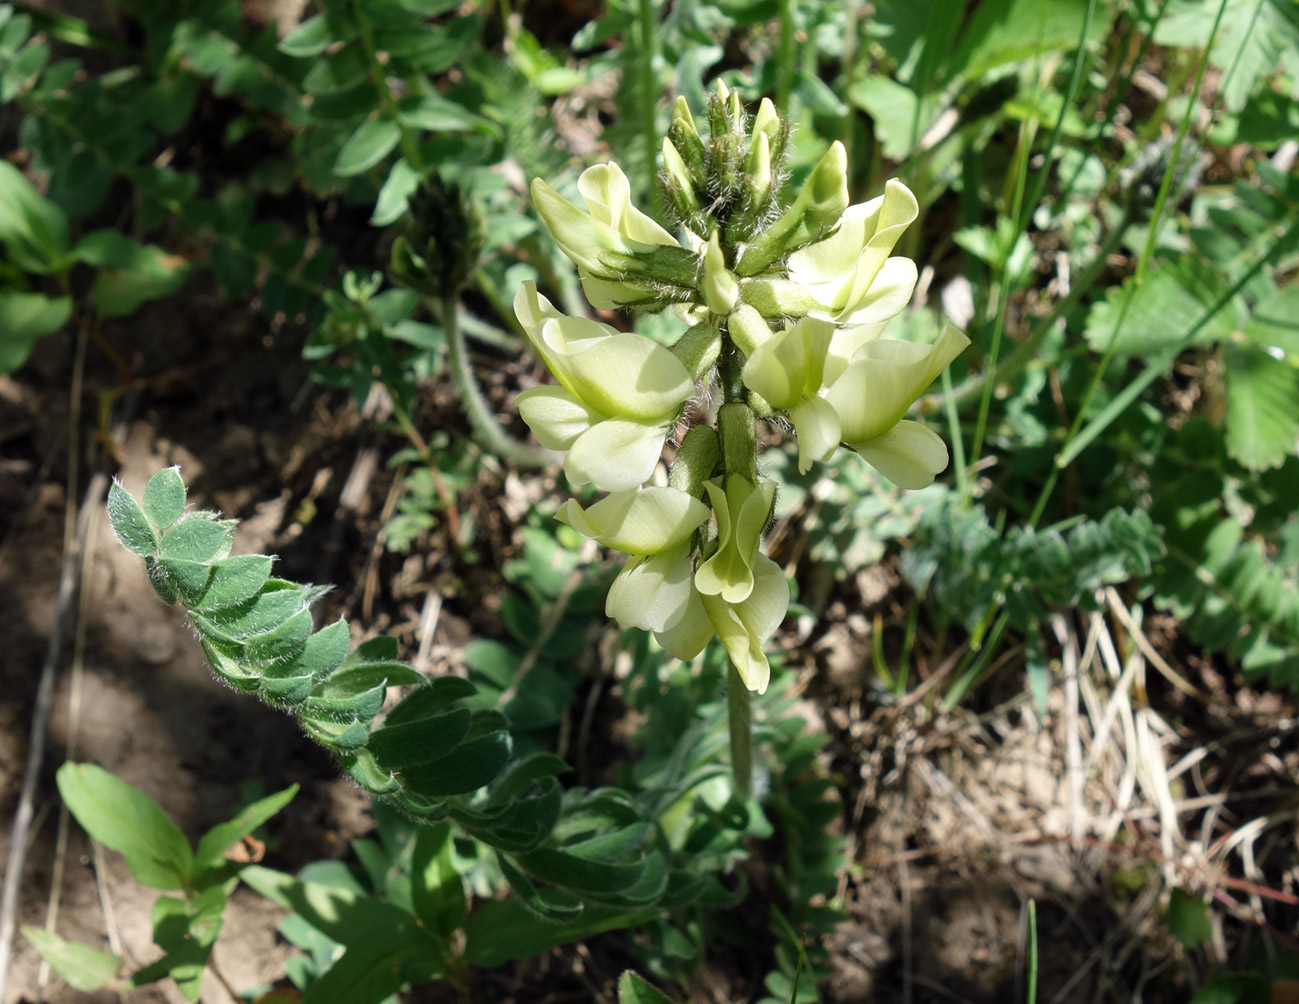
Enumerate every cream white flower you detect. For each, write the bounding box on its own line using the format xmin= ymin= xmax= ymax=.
xmin=740 ymin=318 xmax=841 ymax=473
xmin=695 ymin=476 xmax=777 ymax=604
xmin=787 ymin=179 xmax=919 ymax=325
xmin=556 ymin=487 xmax=710 ymax=556
xmin=513 ymin=282 xmax=695 ymax=491
xmin=823 ymin=325 xmax=971 ymax=489
xmin=531 ymin=162 xmax=683 ymax=308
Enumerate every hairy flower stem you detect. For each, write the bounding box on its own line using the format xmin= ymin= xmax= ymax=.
xmin=727 ymin=662 xmax=753 ymax=799
xmin=435 ymin=295 xmax=554 ymax=467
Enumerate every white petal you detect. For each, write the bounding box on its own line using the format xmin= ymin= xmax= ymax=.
xmin=515 ymin=386 xmax=598 ymax=450
xmin=654 ymin=587 xmax=714 ymax=661
xmin=551 ymin=330 xmax=694 ymax=423
xmin=562 ymin=486 xmax=709 ymax=555
xmin=789 ymin=396 xmax=842 ymax=474
xmin=578 ymin=163 xmax=677 ymax=248
xmin=565 ymin=419 xmax=669 ymax=491
xmin=836 ymin=256 xmax=917 ymax=326
xmin=851 ymin=420 xmax=949 ymax=489
xmin=606 ymin=544 xmax=696 ymax=632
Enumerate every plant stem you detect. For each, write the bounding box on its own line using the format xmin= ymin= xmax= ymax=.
xmin=776 ymin=0 xmax=796 ymax=116
xmin=727 ymin=662 xmax=752 ymax=799
xmin=636 ymin=0 xmax=659 ymax=210
xmin=436 ymin=294 xmax=555 ymax=467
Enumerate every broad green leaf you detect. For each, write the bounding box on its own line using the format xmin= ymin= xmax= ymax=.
xmin=190 ymin=582 xmax=302 ymax=641
xmin=268 ymin=618 xmax=350 ymax=681
xmin=411 ymin=822 xmax=467 ymax=936
xmin=400 ymin=731 xmax=511 ymax=796
xmin=1245 ymin=285 xmax=1299 ymax=355
xmin=464 ymin=898 xmax=657 ymax=967
xmin=496 ymin=853 xmax=583 ymax=921
xmin=107 ymin=482 xmax=158 ymax=556
xmin=56 ymin=763 xmax=193 ymax=890
xmin=193 ymin=785 xmax=298 ymax=879
xmin=1169 ymin=887 xmax=1212 ymax=949
xmin=0 ymin=291 xmax=71 ymax=372
xmin=618 ymin=972 xmax=678 ymax=1004
xmin=240 ymin=865 xmax=429 ymax=945
xmin=395 ymin=93 xmax=481 ymax=132
xmin=159 ymin=517 xmax=235 ymax=564
xmin=20 ymin=927 xmax=120 ymax=991
xmin=334 ymin=118 xmax=401 ymax=177
xmin=242 ymin=606 xmax=314 ymax=664
xmin=383 ymin=676 xmax=478 ymax=725
xmin=371 ymin=158 xmax=420 ymax=226
xmin=132 ymin=887 xmax=228 ymax=1001
xmin=155 ymin=557 xmax=213 ymax=601
xmin=953 ymin=0 xmax=1107 ymax=80
xmin=1225 ymin=340 xmax=1299 ymax=470
xmin=90 ymin=246 xmax=190 ymax=319
xmin=279 ymin=14 xmax=342 ymax=57
xmin=298 ymin=923 xmax=442 ymax=1004
xmin=192 ymin=554 xmax=275 ymax=611
xmin=366 ymin=707 xmax=472 ymax=770
xmin=1157 ymin=0 xmax=1299 ymax=112
xmin=1084 ymin=259 xmax=1237 ymax=356
xmin=302 ymin=45 xmax=368 ymax=95
xmin=142 ymin=467 xmax=186 ymax=529
xmin=342 ymin=635 xmax=400 ymax=665
xmin=0 ymin=159 xmax=69 ymax=272
xmin=514 ymin=846 xmax=646 ymax=895
xmin=846 ymin=76 xmax=941 ymax=161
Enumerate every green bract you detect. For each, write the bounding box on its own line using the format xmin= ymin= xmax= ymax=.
xmin=517 ymin=90 xmax=968 ymax=692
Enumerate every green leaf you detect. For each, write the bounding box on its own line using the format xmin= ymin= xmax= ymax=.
xmin=1169 ymin=887 xmax=1212 ymax=949
xmin=383 ymin=676 xmax=478 ymax=725
xmin=401 ymin=731 xmax=511 ymax=796
xmin=514 ymin=846 xmax=647 ymax=896
xmin=302 ymin=45 xmax=368 ymax=95
xmin=155 ymin=557 xmax=213 ymax=602
xmin=371 ymin=158 xmax=420 ymax=226
xmin=134 ymin=888 xmax=228 ymax=1001
xmin=334 ymin=118 xmax=402 ymax=177
xmin=0 ymin=292 xmax=71 ymax=373
xmin=107 ymin=482 xmax=158 ymax=556
xmin=395 ymin=93 xmax=481 ymax=132
xmin=142 ymin=466 xmax=186 ymax=529
xmin=1224 ymin=339 xmax=1299 ymax=470
xmin=1157 ymin=0 xmax=1299 ymax=113
xmin=193 ymin=785 xmax=298 ymax=879
xmin=270 ymin=618 xmax=351 ymax=681
xmin=56 ymin=763 xmax=193 ymax=890
xmin=190 ymin=583 xmax=304 ymax=642
xmin=366 ymin=707 xmax=471 ymax=770
xmin=192 ymin=554 xmax=275 ymax=612
xmin=20 ymin=927 xmax=121 ymax=991
xmin=411 ymin=822 xmax=467 ymax=936
xmin=279 ymin=14 xmax=342 ymax=57
xmin=0 ymin=159 xmax=69 ymax=272
xmin=1084 ymin=259 xmax=1236 ymax=356
xmin=242 ymin=606 xmax=315 ymax=664
xmin=953 ymin=0 xmax=1107 ymax=80
xmin=159 ymin=517 xmax=235 ymax=564
xmin=619 ymin=972 xmax=678 ymax=1004
xmin=1245 ymin=284 xmax=1299 ymax=355
xmin=464 ymin=898 xmax=657 ymax=967
xmin=89 ymin=245 xmax=190 ymax=319
xmin=846 ymin=76 xmax=941 ymax=161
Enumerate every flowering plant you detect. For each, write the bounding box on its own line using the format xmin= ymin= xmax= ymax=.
xmin=517 ymin=85 xmax=968 ymax=785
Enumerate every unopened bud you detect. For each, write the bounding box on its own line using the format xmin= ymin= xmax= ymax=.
xmin=669 ymin=424 xmax=720 ymax=496
xmin=671 ymin=320 xmax=722 ymax=380
xmin=669 ymin=96 xmax=707 ymax=179
xmin=703 ymin=232 xmax=739 ymax=315
xmin=725 ymin=303 xmax=773 ymax=357
xmin=737 ymin=141 xmax=848 ymax=275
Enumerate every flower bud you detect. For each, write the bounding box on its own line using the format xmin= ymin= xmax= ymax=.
xmin=725 ymin=303 xmax=773 ymax=357
xmin=669 ymin=424 xmax=720 ymax=497
xmin=703 ymin=232 xmax=740 ymax=315
xmin=736 ymin=141 xmax=849 ymax=275
xmin=389 ymin=172 xmax=485 ymax=297
xmin=668 ymin=96 xmax=707 ymax=180
xmin=661 ymin=137 xmax=703 ymax=224
xmin=671 ymin=320 xmax=722 ymax=380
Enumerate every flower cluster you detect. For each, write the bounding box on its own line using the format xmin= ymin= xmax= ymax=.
xmin=516 ymin=84 xmax=969 ymax=693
